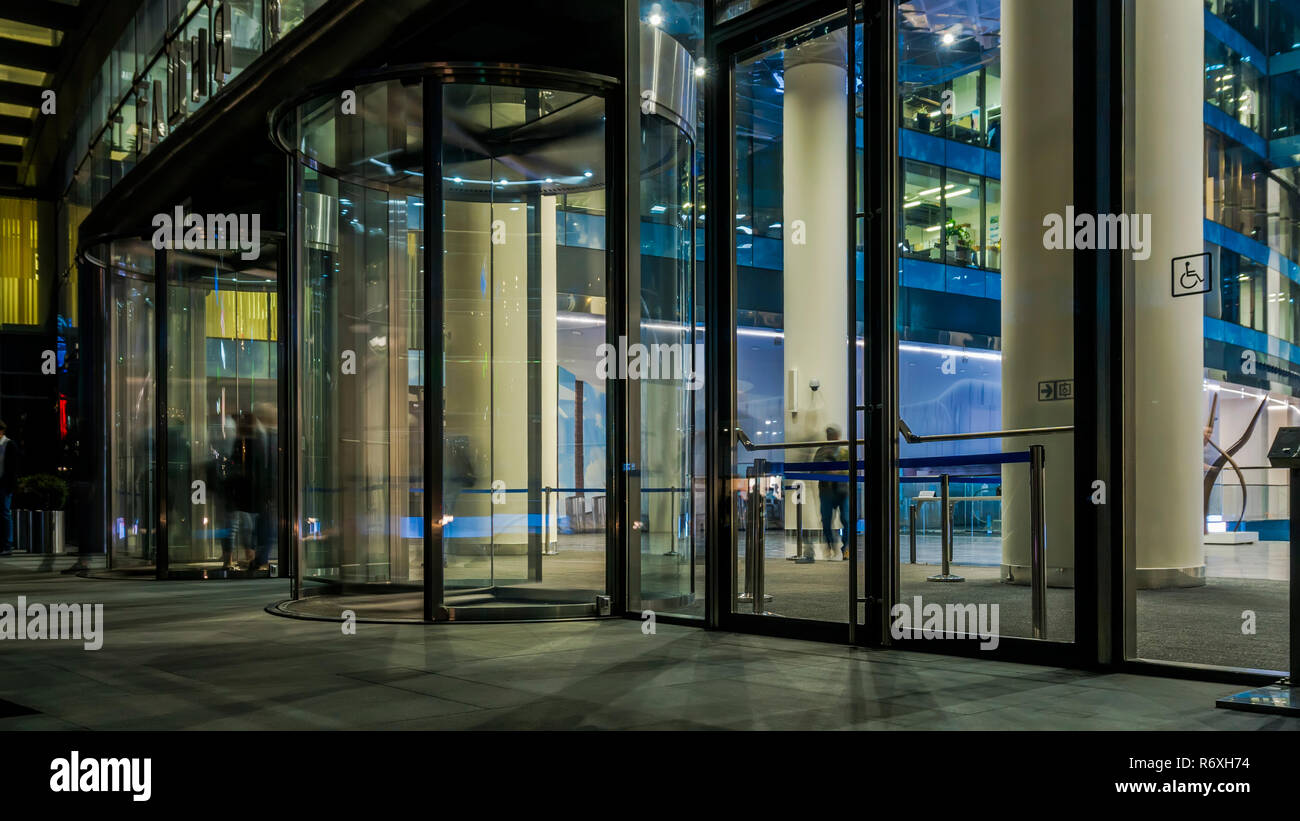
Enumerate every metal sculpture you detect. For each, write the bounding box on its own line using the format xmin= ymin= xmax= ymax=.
xmin=1203 ymin=393 xmax=1268 ymax=534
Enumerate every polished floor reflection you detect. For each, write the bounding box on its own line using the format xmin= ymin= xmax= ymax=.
xmin=0 ymin=570 xmax=1289 ymax=730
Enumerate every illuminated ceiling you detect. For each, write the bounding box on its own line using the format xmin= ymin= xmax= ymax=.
xmin=0 ymin=0 xmax=81 ymax=187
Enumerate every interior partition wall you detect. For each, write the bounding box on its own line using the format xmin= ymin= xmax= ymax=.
xmin=272 ymin=65 xmax=642 ymax=622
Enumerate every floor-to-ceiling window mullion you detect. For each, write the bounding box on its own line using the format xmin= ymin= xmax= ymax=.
xmin=424 ymin=76 xmax=445 ymax=621
xmin=702 ymin=7 xmax=736 ymax=629
xmin=862 ymin=0 xmax=897 ymax=647
xmin=154 ymin=246 xmax=169 ymax=580
xmin=845 ymin=0 xmax=860 ymax=645
xmin=285 ymin=155 xmax=302 ymax=598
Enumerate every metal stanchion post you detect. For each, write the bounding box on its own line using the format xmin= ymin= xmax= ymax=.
xmin=737 ymin=461 xmax=772 ymax=606
xmin=790 ymin=480 xmax=812 ymax=564
xmin=753 ymin=474 xmax=765 ymax=615
xmin=541 ymin=487 xmax=558 ymax=555
xmin=909 ymin=501 xmax=917 ymax=564
xmin=1028 ymin=444 xmax=1047 ymax=639
xmin=753 ymin=458 xmax=770 ymax=613
xmin=664 ymin=488 xmax=681 ymax=556
xmin=927 ymin=474 xmax=964 ymax=582
xmin=738 ymin=466 xmax=755 ymax=603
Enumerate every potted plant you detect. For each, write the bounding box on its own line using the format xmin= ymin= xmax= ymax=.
xmin=947 ymin=220 xmax=974 ymax=265
xmin=16 ymin=474 xmax=69 ymax=554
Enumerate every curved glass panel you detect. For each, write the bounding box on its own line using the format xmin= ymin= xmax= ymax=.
xmin=281 ymin=69 xmax=612 ymax=621
xmin=295 ymin=79 xmax=426 ymax=617
xmin=441 ymin=82 xmax=610 ymax=616
xmin=635 ymin=113 xmax=699 ymax=613
xmin=104 ymin=240 xmax=157 ymax=570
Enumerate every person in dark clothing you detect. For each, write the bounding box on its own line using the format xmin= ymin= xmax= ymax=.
xmin=0 ymin=420 xmax=19 ymax=552
xmin=249 ymin=402 xmax=278 ymax=572
xmin=222 ymin=412 xmax=264 ymax=569
xmin=812 ymin=423 xmax=849 ymax=560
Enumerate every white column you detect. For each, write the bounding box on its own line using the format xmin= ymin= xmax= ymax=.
xmin=782 ymin=30 xmax=849 ymax=558
xmin=1132 ymin=0 xmax=1205 ymax=586
xmin=1000 ymin=0 xmax=1076 ymax=584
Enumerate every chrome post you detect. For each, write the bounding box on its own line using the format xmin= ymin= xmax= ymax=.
xmin=753 ymin=460 xmax=765 ymax=614
xmin=1029 ymin=444 xmax=1047 ymax=639
xmin=541 ymin=487 xmax=558 ymax=555
xmin=908 ymin=501 xmax=917 ymax=564
xmin=738 ymin=465 xmax=756 ymax=603
xmin=796 ymin=499 xmax=805 ymax=560
xmin=664 ymin=487 xmax=681 ymax=556
xmin=927 ymin=474 xmax=963 ymax=582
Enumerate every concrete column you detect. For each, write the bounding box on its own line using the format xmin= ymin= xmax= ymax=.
xmin=1000 ymin=0 xmax=1076 ymax=585
xmin=1132 ymin=0 xmax=1204 ymax=586
xmin=781 ymin=29 xmax=849 ymax=557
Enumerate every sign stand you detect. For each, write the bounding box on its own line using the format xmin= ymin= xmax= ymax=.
xmin=1215 ymin=427 xmax=1300 ymax=716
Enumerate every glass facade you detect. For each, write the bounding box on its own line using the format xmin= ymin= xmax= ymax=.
xmin=44 ymin=0 xmax=1300 ymax=682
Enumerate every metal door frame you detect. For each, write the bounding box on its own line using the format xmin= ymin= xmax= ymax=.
xmin=704 ymin=0 xmax=862 ymax=643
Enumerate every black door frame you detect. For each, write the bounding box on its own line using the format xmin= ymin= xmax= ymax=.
xmin=705 ymin=0 xmax=864 ymax=644
xmin=703 ymin=0 xmax=1092 ymax=668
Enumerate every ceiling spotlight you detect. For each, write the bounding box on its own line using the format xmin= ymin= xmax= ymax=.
xmin=942 ymin=32 xmax=955 ymax=45
xmin=648 ymin=12 xmax=663 ymax=26
xmin=694 ymin=64 xmax=705 ymax=78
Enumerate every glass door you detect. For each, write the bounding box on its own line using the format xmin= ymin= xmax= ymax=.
xmin=886 ymin=0 xmax=1077 ymax=651
xmin=728 ymin=10 xmax=859 ymax=626
xmin=438 ymin=80 xmax=612 ymax=619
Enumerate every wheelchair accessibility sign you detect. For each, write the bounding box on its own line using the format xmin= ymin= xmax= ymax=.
xmin=1171 ymin=252 xmax=1211 ymax=298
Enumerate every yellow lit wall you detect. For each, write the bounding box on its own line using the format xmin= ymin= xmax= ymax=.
xmin=204 ymin=290 xmax=278 ymax=341
xmin=0 ymin=197 xmax=40 ymax=326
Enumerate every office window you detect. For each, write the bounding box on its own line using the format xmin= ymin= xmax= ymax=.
xmin=1206 ymin=0 xmax=1267 ymax=52
xmin=1204 ymin=38 xmax=1264 ymax=135
xmin=1267 ymin=268 xmax=1293 ymax=341
xmin=946 ymin=70 xmax=982 ymax=146
xmin=1270 ymin=70 xmax=1300 ymax=141
xmin=985 ymin=63 xmax=1001 ymax=149
xmin=943 ymin=169 xmax=982 ymax=268
xmin=901 ymin=159 xmax=943 ymax=262
xmin=901 ymin=80 xmax=947 ymax=136
xmin=984 ymin=178 xmax=1001 ymax=271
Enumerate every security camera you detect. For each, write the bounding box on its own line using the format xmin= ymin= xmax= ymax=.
xmin=809 ymin=378 xmax=820 ymax=392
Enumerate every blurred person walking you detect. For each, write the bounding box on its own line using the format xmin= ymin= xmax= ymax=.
xmin=0 ymin=420 xmax=19 ymax=552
